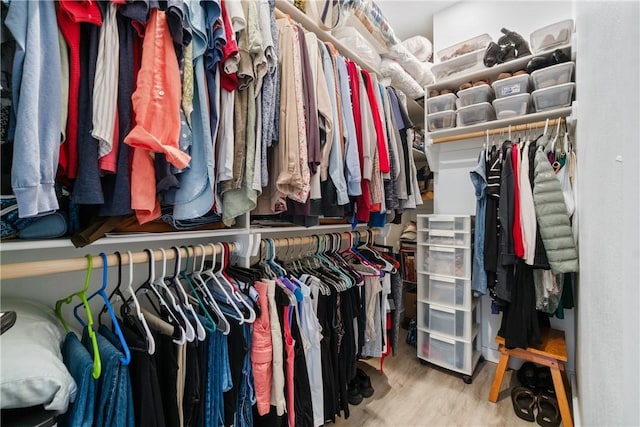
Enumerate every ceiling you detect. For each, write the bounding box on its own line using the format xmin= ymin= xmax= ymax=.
xmin=375 ymin=0 xmax=459 ymax=42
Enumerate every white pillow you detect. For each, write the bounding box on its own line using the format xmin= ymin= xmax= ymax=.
xmin=1 ymin=299 xmax=77 ymax=412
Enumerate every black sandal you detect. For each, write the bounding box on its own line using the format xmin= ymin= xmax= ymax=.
xmin=536 ymin=393 xmax=561 ymax=427
xmin=511 ymin=386 xmax=536 ymax=422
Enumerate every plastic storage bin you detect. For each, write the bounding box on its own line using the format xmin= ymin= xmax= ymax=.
xmin=426 ymin=215 xmax=471 ymax=232
xmin=418 ymin=331 xmax=477 ymax=372
xmin=425 ymin=245 xmax=471 ymax=278
xmin=492 ymin=73 xmax=530 ymax=98
xmin=427 ymin=110 xmax=456 ymax=131
xmin=432 ymin=50 xmax=486 ymax=82
xmin=531 ymin=82 xmax=575 ymax=111
xmin=422 ymin=229 xmax=471 ymax=247
xmin=457 ymin=102 xmax=495 ymax=127
xmin=456 ymin=84 xmax=494 ymax=108
xmin=437 ymin=33 xmax=492 ymax=62
xmin=422 ymin=273 xmax=471 ymax=310
xmin=531 ymin=61 xmax=575 ymax=90
xmin=427 ymin=93 xmax=457 ymax=114
xmin=421 ymin=302 xmax=473 ymax=339
xmin=530 ymin=19 xmax=573 ymax=53
xmin=492 ymin=93 xmax=530 ymax=119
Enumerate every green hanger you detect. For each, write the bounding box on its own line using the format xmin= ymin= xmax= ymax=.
xmin=55 ymin=255 xmax=102 ymax=379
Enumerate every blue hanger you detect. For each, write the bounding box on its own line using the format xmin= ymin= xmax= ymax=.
xmin=73 ymin=253 xmax=131 ymax=365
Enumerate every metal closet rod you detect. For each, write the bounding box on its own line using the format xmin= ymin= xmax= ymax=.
xmin=0 ymin=244 xmax=235 ymax=281
xmin=432 ymin=117 xmax=566 ymax=144
xmin=263 ymin=229 xmax=380 ymax=251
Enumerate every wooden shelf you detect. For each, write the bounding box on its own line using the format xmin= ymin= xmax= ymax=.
xmin=421 ymin=191 xmax=434 ymax=201
xmin=428 ymin=107 xmax=572 ymax=144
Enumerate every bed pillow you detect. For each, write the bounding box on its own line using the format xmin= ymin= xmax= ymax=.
xmin=1 ymin=299 xmax=77 ymax=412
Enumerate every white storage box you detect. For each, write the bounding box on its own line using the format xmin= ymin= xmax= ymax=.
xmin=531 ymin=61 xmax=575 ymax=90
xmin=532 ymin=82 xmax=575 ymax=111
xmin=530 ymin=19 xmax=574 ymax=54
xmin=492 ymin=73 xmax=530 ymax=98
xmin=432 ymin=49 xmax=486 ymax=82
xmin=425 ymin=215 xmax=471 ymax=232
xmin=427 ymin=110 xmax=456 ymax=131
xmin=437 ymin=33 xmax=492 ymax=62
xmin=421 ymin=273 xmax=471 ymax=310
xmin=457 ymin=102 xmax=495 ymax=127
xmin=427 ymin=93 xmax=457 ymax=114
xmin=492 ymin=93 xmax=530 ymax=120
xmin=421 ymin=302 xmax=474 ymax=339
xmin=456 ymin=84 xmax=494 ymax=108
xmin=425 ymin=245 xmax=471 ymax=278
xmin=418 ymin=331 xmax=478 ymax=372
xmin=421 ymin=229 xmax=471 ymax=247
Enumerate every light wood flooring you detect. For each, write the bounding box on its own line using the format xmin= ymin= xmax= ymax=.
xmin=333 ymin=330 xmax=531 ymax=427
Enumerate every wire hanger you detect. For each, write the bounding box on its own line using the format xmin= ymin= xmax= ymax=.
xmin=124 ymin=250 xmax=156 ymax=355
xmin=55 ymin=255 xmax=102 ymax=378
xmin=73 ymin=253 xmax=131 ymax=365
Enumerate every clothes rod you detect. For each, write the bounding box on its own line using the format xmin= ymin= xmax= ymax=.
xmin=0 ymin=243 xmax=235 ymax=281
xmin=262 ymin=229 xmax=380 ymax=250
xmin=432 ymin=117 xmax=566 ymax=144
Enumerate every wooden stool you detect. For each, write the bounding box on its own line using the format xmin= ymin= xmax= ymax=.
xmin=488 ymin=328 xmax=572 ymax=427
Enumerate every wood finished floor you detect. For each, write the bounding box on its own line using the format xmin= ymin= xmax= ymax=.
xmin=333 ymin=330 xmax=531 ymax=427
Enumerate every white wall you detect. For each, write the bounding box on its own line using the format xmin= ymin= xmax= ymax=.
xmin=430 ymin=0 xmax=576 ymax=371
xmin=574 ymin=2 xmax=640 ymax=425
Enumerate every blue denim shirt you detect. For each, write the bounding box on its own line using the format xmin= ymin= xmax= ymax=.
xmin=320 ymin=45 xmax=349 ymax=205
xmin=335 ymin=55 xmax=362 ymax=197
xmin=470 ymin=150 xmax=488 ymax=296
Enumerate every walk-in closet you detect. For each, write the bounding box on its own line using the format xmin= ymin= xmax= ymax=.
xmin=1 ymin=1 xmax=638 ymax=426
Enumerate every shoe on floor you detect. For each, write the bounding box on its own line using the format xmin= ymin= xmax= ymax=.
xmin=355 ymin=368 xmax=374 ymax=398
xmin=348 ymin=379 xmax=363 ymax=405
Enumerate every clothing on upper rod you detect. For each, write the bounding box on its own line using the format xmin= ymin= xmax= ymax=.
xmin=470 ymin=121 xmax=578 ymax=349
xmin=1 ymin=0 xmax=423 ymax=243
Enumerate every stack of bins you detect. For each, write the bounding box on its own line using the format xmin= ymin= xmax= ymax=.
xmin=415 ymin=214 xmax=481 ymax=381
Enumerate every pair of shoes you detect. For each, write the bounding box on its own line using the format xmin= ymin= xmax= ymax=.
xmin=484 ymin=28 xmax=531 ymax=67
xmin=511 ymin=387 xmax=561 ymax=427
xmin=355 ymin=368 xmax=374 ymax=397
xmin=517 ymin=362 xmax=556 ymax=396
xmin=526 ymin=49 xmax=570 ymax=74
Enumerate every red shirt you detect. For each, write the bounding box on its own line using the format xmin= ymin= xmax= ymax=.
xmin=361 ymin=70 xmax=390 ymax=174
xmin=219 ymin=0 xmax=239 ymax=92
xmin=347 ymin=61 xmax=371 ymax=223
xmin=56 ymin=0 xmax=103 ymax=181
xmin=512 ymin=144 xmax=525 ymax=258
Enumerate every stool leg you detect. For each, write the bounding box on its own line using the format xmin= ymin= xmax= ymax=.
xmin=488 ymin=349 xmax=510 ymax=403
xmin=550 ymin=365 xmax=573 ymax=427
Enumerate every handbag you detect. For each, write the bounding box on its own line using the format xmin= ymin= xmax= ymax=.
xmin=306 ymin=0 xmax=342 ymax=30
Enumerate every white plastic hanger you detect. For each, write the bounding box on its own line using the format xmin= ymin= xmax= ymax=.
xmin=142 ymin=249 xmax=187 ymax=345
xmin=154 ymin=248 xmax=192 ymax=343
xmin=204 ymin=243 xmax=245 ymax=323
xmin=192 ymin=245 xmax=231 ymax=334
xmin=171 ymin=247 xmax=207 ymax=341
xmin=217 ymin=243 xmax=256 ymax=323
xmin=125 ymin=250 xmax=156 ymax=354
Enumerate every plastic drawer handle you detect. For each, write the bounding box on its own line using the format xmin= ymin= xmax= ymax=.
xmin=431 ymin=334 xmax=456 ymax=345
xmin=430 ymin=246 xmax=455 ymax=253
xmin=432 ymin=275 xmax=455 ymax=283
xmin=432 ymin=305 xmax=456 ymax=314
